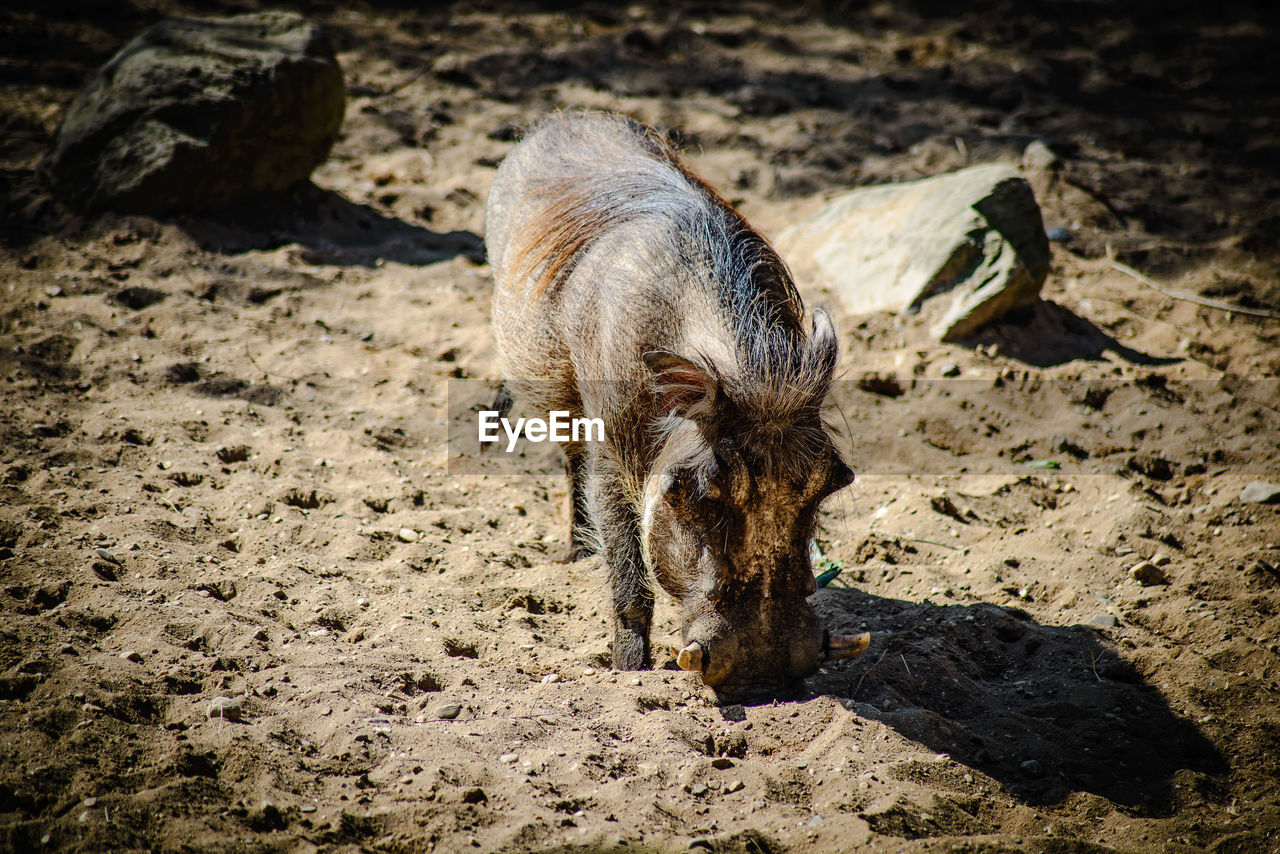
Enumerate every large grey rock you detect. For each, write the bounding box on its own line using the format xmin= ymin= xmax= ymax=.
xmin=40 ymin=12 xmax=345 ymax=215
xmin=778 ymin=164 xmax=1050 ymax=341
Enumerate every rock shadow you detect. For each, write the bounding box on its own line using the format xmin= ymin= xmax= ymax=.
xmin=174 ymin=181 xmax=483 ymax=267
xmin=807 ymin=587 xmax=1226 ymax=812
xmin=958 ymin=299 xmax=1183 ymax=368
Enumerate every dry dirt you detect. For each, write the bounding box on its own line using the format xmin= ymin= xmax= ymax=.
xmin=3 ymin=2 xmax=1280 ymax=852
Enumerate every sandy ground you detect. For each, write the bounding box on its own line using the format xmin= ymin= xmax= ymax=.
xmin=2 ymin=1 xmax=1280 ymax=851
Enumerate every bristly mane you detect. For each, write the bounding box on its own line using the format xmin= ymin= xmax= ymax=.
xmin=510 ymin=113 xmax=801 ymax=317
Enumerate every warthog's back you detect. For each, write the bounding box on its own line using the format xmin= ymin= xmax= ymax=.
xmin=486 ymin=111 xmax=808 ymax=429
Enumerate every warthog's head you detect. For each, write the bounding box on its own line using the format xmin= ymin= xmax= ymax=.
xmin=641 ymin=310 xmax=868 ymax=702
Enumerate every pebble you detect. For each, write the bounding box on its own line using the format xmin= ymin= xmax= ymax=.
xmin=398 ymin=528 xmax=420 ymax=542
xmin=711 ymin=757 xmax=733 ymax=769
xmin=1239 ymin=482 xmax=1280 ymax=504
xmin=582 ymin=668 xmax=596 ymax=677
xmin=121 ymin=650 xmax=143 ymax=663
xmin=1022 ymin=139 xmax=1059 ymax=172
xmin=1130 ymin=561 xmax=1168 ymax=586
xmin=499 ymin=753 xmax=518 ymax=763
xmin=83 ymin=796 xmax=98 ymax=807
xmin=1087 ymin=614 xmax=1119 ymax=628
xmin=689 ymin=783 xmax=708 ymax=796
xmin=300 ymin=804 xmax=317 ymax=813
xmin=939 ymin=362 xmax=961 ymax=378
xmin=725 ymin=779 xmax=745 ymax=793
xmin=436 ymin=704 xmax=462 ymax=720
xmin=1151 ymin=553 xmax=1171 ymax=567
xmin=94 ymin=548 xmax=121 ymax=565
xmin=541 ymin=673 xmax=561 ymax=684
xmin=1020 ymin=759 xmax=1043 ymax=776
xmin=207 ymin=696 xmax=242 ymax=721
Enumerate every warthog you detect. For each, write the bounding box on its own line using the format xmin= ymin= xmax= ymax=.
xmin=486 ymin=112 xmax=868 ymax=701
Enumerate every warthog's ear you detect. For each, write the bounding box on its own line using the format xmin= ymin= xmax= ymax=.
xmin=804 ymin=309 xmax=839 ymax=392
xmin=643 ymin=351 xmax=718 ymax=416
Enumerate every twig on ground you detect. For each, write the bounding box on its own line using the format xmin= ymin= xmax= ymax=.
xmin=1107 ymin=258 xmax=1280 ymax=320
xmin=907 ymin=537 xmax=962 ymax=551
xmin=246 ymin=342 xmax=301 ymax=381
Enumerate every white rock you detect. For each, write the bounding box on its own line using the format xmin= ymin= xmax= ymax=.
xmin=777 ymin=164 xmax=1049 ymax=341
xmin=1240 ymin=482 xmax=1280 ymax=504
xmin=207 ymin=696 xmax=242 ymax=721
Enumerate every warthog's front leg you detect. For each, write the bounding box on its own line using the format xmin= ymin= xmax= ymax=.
xmin=586 ymin=449 xmax=652 ymax=669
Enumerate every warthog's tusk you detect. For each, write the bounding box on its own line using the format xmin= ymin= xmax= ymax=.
xmin=677 ymin=641 xmax=704 ymax=672
xmin=825 ymin=632 xmax=871 ymax=661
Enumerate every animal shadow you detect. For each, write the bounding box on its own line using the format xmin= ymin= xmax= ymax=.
xmin=808 ymin=587 xmax=1225 ymax=812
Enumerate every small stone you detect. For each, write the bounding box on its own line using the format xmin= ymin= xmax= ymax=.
xmin=711 ymin=757 xmax=734 ymax=769
xmin=1022 ymin=139 xmax=1059 ymax=173
xmin=1087 ymin=614 xmax=1119 ymax=628
xmin=499 ymin=753 xmax=518 ymax=763
xmin=461 ymin=787 xmax=488 ymax=804
xmin=300 ymin=804 xmax=317 ymax=813
xmin=939 ymin=362 xmax=961 ymax=378
xmin=94 ymin=548 xmax=121 ymax=565
xmin=435 ymin=704 xmax=462 ymax=720
xmin=121 ymin=650 xmax=143 ymax=663
xmin=207 ymin=696 xmax=242 ymax=721
xmin=582 ymin=668 xmax=596 ymax=677
xmin=725 ymin=779 xmax=745 ymax=793
xmin=83 ymin=796 xmax=98 ymax=807
xmin=1020 ymin=758 xmax=1043 ymax=776
xmin=1130 ymin=561 xmax=1168 ymax=586
xmin=540 ymin=672 xmax=561 ymax=684
xmin=398 ymin=527 xmax=419 ymax=542
xmin=1240 ymin=482 xmax=1280 ymax=504
xmin=1151 ymin=553 xmax=1171 ymax=567
xmin=689 ymin=783 xmax=709 ymax=796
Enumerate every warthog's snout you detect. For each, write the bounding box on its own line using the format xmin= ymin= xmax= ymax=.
xmin=673 ymin=605 xmax=871 ymax=702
